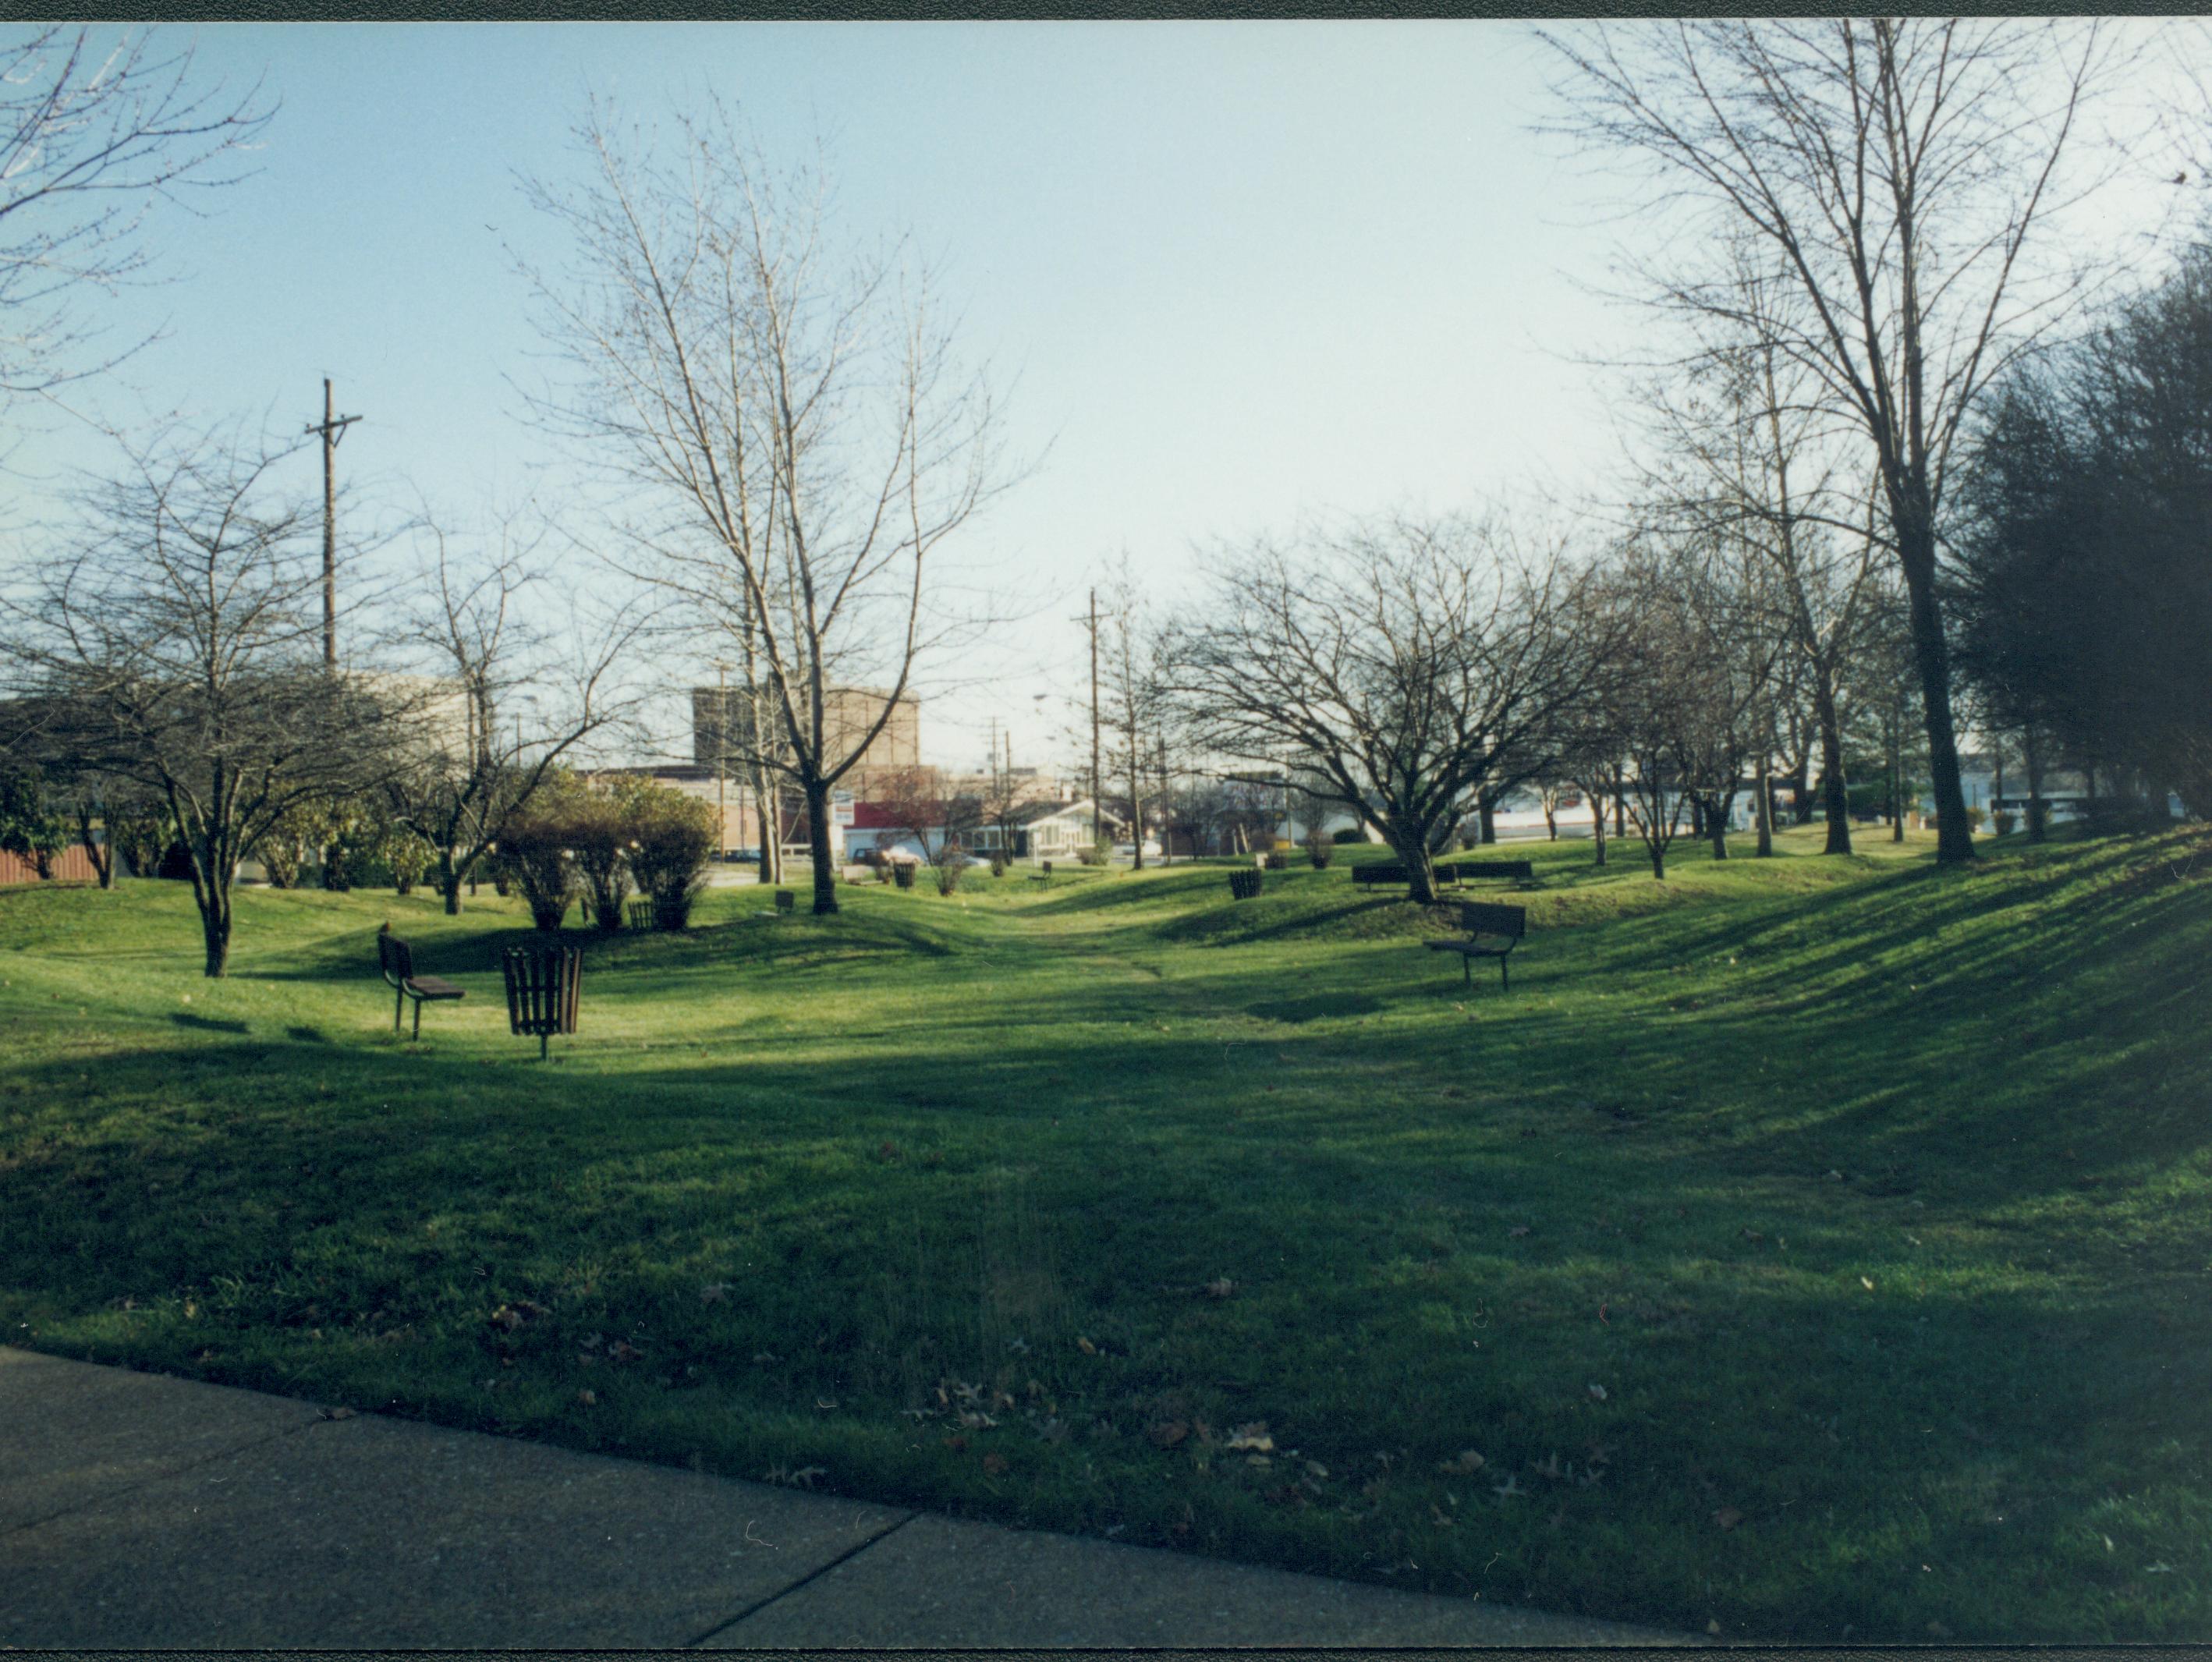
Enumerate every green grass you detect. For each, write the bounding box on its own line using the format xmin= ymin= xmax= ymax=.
xmin=3 ymin=826 xmax=2208 ymax=1641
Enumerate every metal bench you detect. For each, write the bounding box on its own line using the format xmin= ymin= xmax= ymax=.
xmin=1350 ymin=863 xmax=1410 ymax=887
xmin=1423 ymin=901 xmax=1526 ymax=991
xmin=377 ymin=927 xmax=464 ymax=1039
xmin=1435 ymin=858 xmax=1534 ymax=885
xmin=502 ymin=943 xmax=582 ymax=1060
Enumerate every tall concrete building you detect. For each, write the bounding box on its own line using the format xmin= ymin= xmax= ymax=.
xmin=691 ymin=683 xmax=920 ymax=798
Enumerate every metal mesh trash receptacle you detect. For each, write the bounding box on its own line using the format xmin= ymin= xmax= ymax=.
xmin=502 ymin=944 xmax=582 ymax=1059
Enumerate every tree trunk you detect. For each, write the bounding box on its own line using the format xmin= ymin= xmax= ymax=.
xmin=201 ymin=897 xmax=232 ymax=978
xmin=1648 ymin=840 xmax=1666 ymax=881
xmin=76 ymin=807 xmax=113 ymax=888
xmin=1613 ymin=775 xmax=1627 ymax=837
xmin=1544 ymin=801 xmax=1558 ymax=841
xmin=1387 ymin=824 xmax=1442 ymax=904
xmin=1128 ymin=751 xmax=1144 ymax=870
xmin=1814 ymin=683 xmax=1852 ymax=855
xmin=1476 ymin=792 xmax=1498 ymax=845
xmin=1708 ymin=795 xmax=1730 ymax=860
xmin=1893 ymin=510 xmax=1974 ymax=863
xmin=1590 ymin=792 xmax=1607 ymax=866
xmin=1753 ymin=753 xmax=1774 ymax=858
xmin=2024 ymin=727 xmax=2047 ymax=842
xmin=806 ymin=778 xmax=838 ymax=913
xmin=1890 ymin=716 xmax=1905 ymax=844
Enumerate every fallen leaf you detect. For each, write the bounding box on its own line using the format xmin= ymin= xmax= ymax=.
xmin=1203 ymin=1278 xmax=1236 ymax=1299
xmin=1508 ymin=1225 xmax=1532 ymax=1239
xmin=1437 ymin=1449 xmax=1485 ymax=1475
xmin=1587 ymin=1383 xmax=1608 ymax=1401
xmin=1147 ymin=1419 xmax=1189 ymax=1448
xmin=317 ymin=1405 xmax=356 ymax=1421
xmin=700 ymin=1283 xmax=732 ymax=1304
xmin=576 ymin=1389 xmax=597 ymax=1406
xmin=816 ymin=1397 xmax=838 ymax=1411
xmin=1225 ymin=1422 xmax=1274 ymax=1452
xmin=981 ymin=1451 xmax=1009 ymax=1475
xmin=609 ymin=1340 xmax=643 ymax=1363
xmin=1713 ymin=1506 xmax=1743 ymax=1531
xmin=945 ymin=1434 xmax=968 ymax=1452
xmin=1076 ymin=1336 xmax=1097 ymax=1355
xmin=959 ymin=1410 xmax=998 ymax=1429
xmin=1860 ymin=1276 xmax=1876 ymax=1291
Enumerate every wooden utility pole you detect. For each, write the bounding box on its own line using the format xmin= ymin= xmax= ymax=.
xmin=304 ymin=377 xmax=361 ymax=668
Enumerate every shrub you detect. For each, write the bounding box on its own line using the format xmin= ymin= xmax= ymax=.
xmin=1992 ymin=810 xmax=2017 ymax=835
xmin=1076 ymin=842 xmax=1107 ymax=866
xmin=1261 ymin=849 xmax=1288 ymax=871
xmin=933 ymin=842 xmax=966 ymax=895
xmin=627 ymin=785 xmax=717 ymax=930
xmin=990 ymin=850 xmax=1009 ymax=878
xmin=1303 ymin=828 xmax=1335 ymax=870
xmin=565 ymin=794 xmax=633 ymax=931
xmin=501 ymin=815 xmax=576 ymax=930
xmin=385 ymin=828 xmax=432 ymax=896
xmin=1331 ymin=827 xmax=1364 ymax=845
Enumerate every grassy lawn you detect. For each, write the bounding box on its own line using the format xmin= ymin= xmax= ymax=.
xmin=2 ymin=825 xmax=2208 ymax=1640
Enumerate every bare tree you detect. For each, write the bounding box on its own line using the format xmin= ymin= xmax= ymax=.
xmin=1632 ymin=253 xmax=1885 ymax=856
xmin=0 ymin=427 xmax=401 ymax=974
xmin=0 ymin=28 xmax=271 ymax=426
xmin=384 ymin=505 xmax=638 ymax=915
xmin=516 ymin=99 xmax=1013 ymax=915
xmin=1164 ymin=513 xmax=1615 ymax=904
xmin=871 ymin=763 xmax=979 ymax=877
xmin=1547 ymin=18 xmax=2128 ymax=864
xmin=1095 ymin=561 xmax=1171 ymax=870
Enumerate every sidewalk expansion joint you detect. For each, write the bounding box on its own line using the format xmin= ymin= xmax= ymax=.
xmin=0 ymin=1402 xmax=326 ymax=1542
xmin=680 ymin=1507 xmax=919 ymax=1646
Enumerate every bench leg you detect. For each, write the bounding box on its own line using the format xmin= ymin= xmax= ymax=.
xmin=394 ymin=985 xmax=404 ymax=1033
xmin=1500 ymin=957 xmax=1509 ymax=994
xmin=412 ymin=997 xmax=423 ymax=1041
xmin=540 ymin=1029 xmax=549 ymax=1061
xmin=1462 ymin=953 xmax=1471 ymax=987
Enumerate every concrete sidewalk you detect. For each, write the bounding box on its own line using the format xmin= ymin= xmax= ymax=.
xmin=1 ymin=1346 xmax=1682 ymax=1647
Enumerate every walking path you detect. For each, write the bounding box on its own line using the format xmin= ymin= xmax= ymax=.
xmin=2 ymin=1345 xmax=1683 ymax=1647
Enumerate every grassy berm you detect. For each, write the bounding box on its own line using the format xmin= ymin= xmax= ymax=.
xmin=2 ymin=826 xmax=2207 ymax=1641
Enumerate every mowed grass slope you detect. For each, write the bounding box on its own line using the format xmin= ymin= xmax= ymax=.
xmin=2 ymin=827 xmax=2207 ymax=1641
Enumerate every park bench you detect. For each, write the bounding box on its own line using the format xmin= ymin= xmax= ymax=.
xmin=1436 ymin=858 xmax=1534 ymax=886
xmin=377 ymin=927 xmax=465 ymax=1039
xmin=1350 ymin=863 xmax=1411 ymax=888
xmin=1423 ymin=901 xmax=1526 ymax=991
xmin=502 ymin=943 xmax=582 ymax=1060
xmin=1228 ymin=868 xmax=1264 ymax=900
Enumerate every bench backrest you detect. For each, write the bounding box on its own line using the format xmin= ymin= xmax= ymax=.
xmin=1459 ymin=901 xmax=1526 ymax=939
xmin=1352 ymin=863 xmax=1409 ymax=884
xmin=1443 ymin=859 xmax=1533 ymax=880
xmin=377 ymin=930 xmax=415 ymax=985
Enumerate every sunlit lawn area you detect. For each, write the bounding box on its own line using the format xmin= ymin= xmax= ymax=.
xmin=2 ymin=824 xmax=2207 ymax=1641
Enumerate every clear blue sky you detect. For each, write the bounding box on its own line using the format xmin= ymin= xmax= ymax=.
xmin=9 ymin=21 xmax=2191 ymax=773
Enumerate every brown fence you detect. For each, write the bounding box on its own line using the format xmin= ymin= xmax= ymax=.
xmin=0 ymin=843 xmax=100 ymax=886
